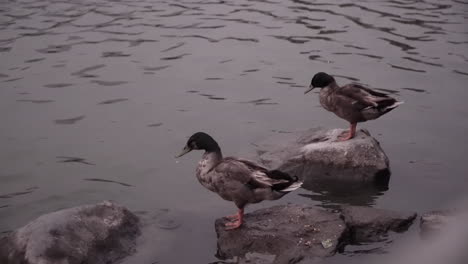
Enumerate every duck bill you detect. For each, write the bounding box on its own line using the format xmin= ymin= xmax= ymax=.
xmin=175 ymin=146 xmax=192 ymax=158
xmin=304 ymin=84 xmax=316 ymax=94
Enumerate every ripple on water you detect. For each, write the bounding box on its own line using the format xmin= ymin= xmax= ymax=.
xmin=36 ymin=44 xmax=71 ymax=54
xmin=91 ymin=80 xmax=128 ymax=86
xmin=54 ymin=115 xmax=85 ymax=125
xmin=160 ymin=53 xmax=191 ymax=60
xmin=24 ymin=58 xmax=45 ymax=63
xmin=148 ymin=122 xmax=163 ymax=128
xmin=402 ymin=87 xmax=428 ymax=93
xmin=199 ymin=93 xmax=226 ymax=101
xmin=240 ymin=98 xmax=278 ymax=105
xmin=388 ymin=63 xmax=426 ymax=73
xmin=0 ymin=186 xmax=39 ymax=199
xmin=17 ymin=99 xmax=54 ymax=104
xmin=44 ymin=83 xmax=74 ymax=88
xmin=84 ymin=178 xmax=133 ymax=187
xmin=453 ymin=69 xmax=468 ymax=76
xmin=98 ymin=98 xmax=129 ymax=105
xmin=57 ymin=156 xmax=94 ymax=165
xmin=101 ymin=51 xmax=131 ymax=57
xmin=71 ymin=64 xmax=106 ymax=78
xmin=0 ymin=47 xmax=12 ymax=52
xmin=161 ymin=42 xmax=185 ymax=52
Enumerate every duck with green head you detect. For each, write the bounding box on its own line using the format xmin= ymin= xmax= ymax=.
xmin=176 ymin=132 xmax=302 ymax=230
xmin=305 ymin=72 xmax=403 ymax=141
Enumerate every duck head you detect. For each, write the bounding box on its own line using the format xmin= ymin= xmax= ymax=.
xmin=304 ymin=72 xmax=335 ymax=94
xmin=176 ymin=132 xmax=220 ymax=157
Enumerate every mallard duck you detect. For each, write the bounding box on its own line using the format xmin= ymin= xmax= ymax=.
xmin=304 ymin=72 xmax=403 ymax=141
xmin=176 ymin=132 xmax=302 ymax=230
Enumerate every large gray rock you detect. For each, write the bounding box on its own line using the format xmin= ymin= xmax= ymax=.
xmin=0 ymin=201 xmax=140 ymax=264
xmin=341 ymin=206 xmax=417 ymax=242
xmin=215 ymin=205 xmax=416 ymax=263
xmin=215 ymin=205 xmax=348 ymax=262
xmin=250 ymin=128 xmax=390 ymax=185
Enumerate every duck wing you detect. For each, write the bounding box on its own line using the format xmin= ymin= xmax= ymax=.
xmin=214 ymin=157 xmax=292 ymax=189
xmin=336 ymin=84 xmax=398 ymax=110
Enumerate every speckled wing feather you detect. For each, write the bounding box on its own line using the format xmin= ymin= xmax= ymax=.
xmin=337 ymin=84 xmax=396 ymax=110
xmin=214 ymin=157 xmax=288 ymax=189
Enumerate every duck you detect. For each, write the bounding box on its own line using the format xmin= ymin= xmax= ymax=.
xmin=304 ymin=72 xmax=403 ymax=141
xmin=176 ymin=132 xmax=302 ymax=230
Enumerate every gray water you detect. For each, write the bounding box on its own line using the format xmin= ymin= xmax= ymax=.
xmin=1 ymin=0 xmax=467 ymax=263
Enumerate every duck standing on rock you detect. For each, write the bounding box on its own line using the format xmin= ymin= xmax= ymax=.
xmin=305 ymin=72 xmax=403 ymax=141
xmin=176 ymin=132 xmax=302 ymax=230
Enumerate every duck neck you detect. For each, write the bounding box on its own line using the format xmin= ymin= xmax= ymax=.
xmin=326 ymin=81 xmax=340 ymax=90
xmin=200 ymin=148 xmax=223 ymax=174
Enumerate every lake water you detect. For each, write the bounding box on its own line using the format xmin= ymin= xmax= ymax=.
xmin=1 ymin=0 xmax=467 ymax=263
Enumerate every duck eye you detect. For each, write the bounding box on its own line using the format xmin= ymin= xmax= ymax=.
xmin=190 ymin=141 xmax=198 ymax=149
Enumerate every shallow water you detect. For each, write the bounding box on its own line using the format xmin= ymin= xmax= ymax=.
xmin=0 ymin=0 xmax=467 ymax=262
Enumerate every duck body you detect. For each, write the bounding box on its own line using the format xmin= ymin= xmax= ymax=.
xmin=177 ymin=132 xmax=302 ymax=229
xmin=319 ymin=82 xmax=402 ymax=124
xmin=306 ymin=72 xmax=403 ymax=140
xmin=196 ymin=154 xmax=299 ymax=208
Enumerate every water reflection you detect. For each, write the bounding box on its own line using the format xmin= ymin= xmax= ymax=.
xmin=300 ymin=179 xmax=389 ymax=209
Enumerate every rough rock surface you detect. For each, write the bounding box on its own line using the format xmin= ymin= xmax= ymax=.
xmin=215 ymin=205 xmax=347 ymax=262
xmin=250 ymin=128 xmax=390 ymax=185
xmin=341 ymin=206 xmax=417 ymax=242
xmin=0 ymin=201 xmax=140 ymax=264
xmin=216 ymin=205 xmax=417 ymax=263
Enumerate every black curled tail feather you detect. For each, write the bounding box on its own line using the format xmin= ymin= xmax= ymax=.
xmin=267 ymin=170 xmax=299 ymax=191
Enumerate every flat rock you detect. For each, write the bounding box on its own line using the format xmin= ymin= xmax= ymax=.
xmin=341 ymin=206 xmax=417 ymax=242
xmin=215 ymin=204 xmax=347 ymax=262
xmin=0 ymin=201 xmax=140 ymax=264
xmin=250 ymin=128 xmax=390 ymax=185
xmin=216 ymin=205 xmax=417 ymax=263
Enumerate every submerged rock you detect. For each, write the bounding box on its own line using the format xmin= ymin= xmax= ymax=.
xmin=341 ymin=206 xmax=417 ymax=242
xmin=215 ymin=205 xmax=416 ymax=263
xmin=420 ymin=209 xmax=459 ymax=238
xmin=250 ymin=128 xmax=390 ymax=185
xmin=0 ymin=201 xmax=140 ymax=264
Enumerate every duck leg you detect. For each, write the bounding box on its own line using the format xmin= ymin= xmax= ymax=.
xmin=224 ymin=208 xmax=244 ymax=230
xmin=338 ymin=123 xmax=357 ymax=141
xmin=224 ymin=213 xmax=239 ymax=221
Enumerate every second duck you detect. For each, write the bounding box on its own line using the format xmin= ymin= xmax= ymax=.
xmin=305 ymin=72 xmax=403 ymax=141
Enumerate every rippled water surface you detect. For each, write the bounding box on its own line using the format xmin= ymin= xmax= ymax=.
xmin=1 ymin=0 xmax=467 ymax=262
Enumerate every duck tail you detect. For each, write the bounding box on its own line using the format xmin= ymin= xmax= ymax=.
xmin=267 ymin=170 xmax=303 ymax=192
xmin=386 ymin=100 xmax=404 ymax=110
xmin=381 ymin=100 xmax=404 ymax=113
xmin=279 ymin=180 xmax=303 ymax=192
